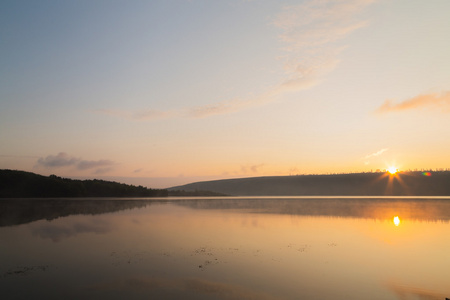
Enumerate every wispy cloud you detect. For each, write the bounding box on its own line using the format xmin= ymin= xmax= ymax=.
xmin=188 ymin=0 xmax=376 ymax=118
xmin=273 ymin=0 xmax=375 ymax=92
xmin=36 ymin=152 xmax=115 ymax=173
xmin=364 ymin=148 xmax=388 ymax=160
xmin=363 ymin=148 xmax=388 ymax=165
xmin=97 ymin=0 xmax=376 ymax=121
xmin=376 ymin=91 xmax=450 ymax=114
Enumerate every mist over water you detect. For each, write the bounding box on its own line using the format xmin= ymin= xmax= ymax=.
xmin=1 ymin=197 xmax=450 ymax=299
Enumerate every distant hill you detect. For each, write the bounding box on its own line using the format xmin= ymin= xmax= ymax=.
xmin=0 ymin=169 xmax=168 ymax=198
xmin=169 ymin=171 xmax=450 ymax=196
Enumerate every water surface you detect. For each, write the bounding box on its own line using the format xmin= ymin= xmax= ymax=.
xmin=1 ymin=197 xmax=449 ymax=299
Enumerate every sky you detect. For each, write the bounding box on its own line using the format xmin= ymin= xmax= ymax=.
xmin=1 ymin=0 xmax=450 ymax=188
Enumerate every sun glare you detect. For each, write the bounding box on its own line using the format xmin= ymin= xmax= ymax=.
xmin=388 ymin=166 xmax=398 ymax=174
xmin=393 ymin=216 xmax=400 ymax=226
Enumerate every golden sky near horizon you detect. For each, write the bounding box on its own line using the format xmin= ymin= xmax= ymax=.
xmin=1 ymin=0 xmax=450 ymax=187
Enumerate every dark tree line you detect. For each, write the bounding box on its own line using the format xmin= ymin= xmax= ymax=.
xmin=0 ymin=169 xmax=168 ymax=198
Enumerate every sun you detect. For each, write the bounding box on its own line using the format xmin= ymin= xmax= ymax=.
xmin=388 ymin=166 xmax=398 ymax=174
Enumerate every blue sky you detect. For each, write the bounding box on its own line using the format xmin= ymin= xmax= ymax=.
xmin=1 ymin=0 xmax=450 ymax=187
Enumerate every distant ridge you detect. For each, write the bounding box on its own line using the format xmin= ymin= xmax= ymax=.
xmin=169 ymin=171 xmax=450 ymax=196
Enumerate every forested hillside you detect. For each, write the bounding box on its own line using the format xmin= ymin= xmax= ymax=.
xmin=169 ymin=171 xmax=450 ymax=196
xmin=0 ymin=170 xmax=167 ymax=198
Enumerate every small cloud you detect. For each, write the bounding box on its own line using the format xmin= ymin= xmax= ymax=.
xmin=240 ymin=164 xmax=265 ymax=174
xmin=375 ymin=91 xmax=450 ymax=114
xmin=36 ymin=153 xmax=115 ymax=173
xmin=77 ymin=159 xmax=115 ymax=170
xmin=36 ymin=152 xmax=80 ymax=168
xmin=250 ymin=164 xmax=264 ymax=173
xmin=133 ymin=168 xmax=142 ymax=173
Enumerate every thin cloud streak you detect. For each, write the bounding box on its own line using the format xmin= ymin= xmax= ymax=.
xmin=186 ymin=90 xmax=278 ymax=118
xmin=363 ymin=148 xmax=388 ymax=165
xmin=376 ymin=91 xmax=450 ymax=114
xmin=97 ymin=0 xmax=376 ymax=121
xmin=187 ymin=97 xmax=252 ymax=119
xmin=77 ymin=159 xmax=115 ymax=171
xmin=94 ymin=109 xmax=176 ymax=121
xmin=95 ymin=91 xmax=278 ymax=120
xmin=364 ymin=148 xmax=388 ymax=160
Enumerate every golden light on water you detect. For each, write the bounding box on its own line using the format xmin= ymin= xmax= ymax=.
xmin=393 ymin=216 xmax=401 ymax=226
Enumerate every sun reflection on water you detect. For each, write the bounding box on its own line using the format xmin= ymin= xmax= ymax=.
xmin=393 ymin=216 xmax=401 ymax=226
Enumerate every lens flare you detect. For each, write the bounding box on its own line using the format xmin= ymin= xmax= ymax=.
xmin=422 ymin=172 xmax=432 ymax=176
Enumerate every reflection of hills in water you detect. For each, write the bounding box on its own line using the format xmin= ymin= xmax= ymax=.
xmin=0 ymin=199 xmax=159 ymax=227
xmin=2 ymin=198 xmax=450 ymax=227
xmin=173 ymin=198 xmax=450 ymax=223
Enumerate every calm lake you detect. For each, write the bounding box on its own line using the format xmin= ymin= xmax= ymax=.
xmin=1 ymin=197 xmax=450 ymax=299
